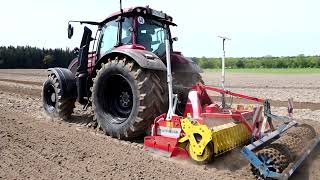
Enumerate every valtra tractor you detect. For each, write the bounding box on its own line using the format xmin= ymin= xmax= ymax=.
xmin=42 ymin=3 xmax=320 ymax=180
xmin=42 ymin=5 xmax=202 ymax=139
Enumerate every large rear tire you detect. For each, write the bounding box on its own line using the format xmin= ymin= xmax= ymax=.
xmin=92 ymin=57 xmax=168 ymax=139
xmin=42 ymin=74 xmax=76 ymax=120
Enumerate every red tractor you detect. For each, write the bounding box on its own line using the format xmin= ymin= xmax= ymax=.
xmin=42 ymin=6 xmax=202 ymax=139
xmin=42 ymin=4 xmax=320 ymax=179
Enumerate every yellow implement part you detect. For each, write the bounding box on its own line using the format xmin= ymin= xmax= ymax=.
xmin=179 ymin=117 xmax=250 ymax=160
xmin=179 ymin=118 xmax=212 ymax=156
xmin=187 ymin=141 xmax=213 ymax=163
xmin=212 ymin=122 xmax=250 ymax=156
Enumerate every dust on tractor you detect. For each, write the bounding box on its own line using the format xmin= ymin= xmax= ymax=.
xmin=41 ymin=4 xmax=320 ymax=180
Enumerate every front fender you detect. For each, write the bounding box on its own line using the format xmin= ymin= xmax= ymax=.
xmin=47 ymin=68 xmax=77 ymax=99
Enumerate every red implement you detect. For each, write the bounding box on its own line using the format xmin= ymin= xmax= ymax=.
xmin=144 ymin=114 xmax=188 ymax=159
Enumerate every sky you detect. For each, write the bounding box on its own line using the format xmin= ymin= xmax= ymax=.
xmin=1 ymin=0 xmax=320 ymax=57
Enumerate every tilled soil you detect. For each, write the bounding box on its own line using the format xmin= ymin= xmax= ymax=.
xmin=0 ymin=69 xmax=320 ymax=180
xmin=204 ymin=72 xmax=320 ymax=103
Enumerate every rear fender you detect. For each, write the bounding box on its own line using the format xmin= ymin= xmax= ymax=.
xmin=47 ymin=68 xmax=77 ymax=99
xmin=93 ymin=49 xmax=166 ymax=76
xmin=171 ymin=62 xmax=203 ymax=73
xmin=171 ymin=52 xmax=203 ymax=73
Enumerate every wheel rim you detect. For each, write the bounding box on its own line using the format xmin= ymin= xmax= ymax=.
xmin=102 ymin=74 xmax=133 ymax=123
xmin=257 ymin=154 xmax=278 ymax=172
xmin=44 ymin=84 xmax=57 ymax=112
xmin=251 ymin=153 xmax=280 ymax=179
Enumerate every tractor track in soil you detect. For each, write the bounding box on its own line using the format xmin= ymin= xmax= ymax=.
xmin=0 ymin=69 xmax=47 ymax=77
xmin=0 ymin=78 xmax=43 ymax=86
xmin=1 ymin=77 xmax=320 ymax=111
xmin=1 ymin=70 xmax=320 ymax=179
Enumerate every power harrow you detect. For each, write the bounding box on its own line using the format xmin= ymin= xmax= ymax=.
xmin=144 ymin=36 xmax=320 ymax=179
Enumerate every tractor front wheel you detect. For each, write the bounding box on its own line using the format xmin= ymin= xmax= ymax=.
xmin=92 ymin=57 xmax=167 ymax=139
xmin=42 ymin=74 xmax=76 ymax=120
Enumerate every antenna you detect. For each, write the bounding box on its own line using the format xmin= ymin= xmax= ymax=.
xmin=116 ymin=0 xmax=124 ymax=47
xmin=120 ymin=0 xmax=123 ymax=14
xmin=217 ymin=36 xmax=231 ymax=108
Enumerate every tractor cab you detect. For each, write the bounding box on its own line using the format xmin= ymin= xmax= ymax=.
xmin=68 ymin=6 xmax=176 ymax=62
xmin=97 ymin=6 xmax=175 ymax=59
xmin=67 ymin=6 xmax=201 ymax=77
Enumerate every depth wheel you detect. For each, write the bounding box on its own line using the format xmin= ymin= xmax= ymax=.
xmin=187 ymin=137 xmax=213 ymax=164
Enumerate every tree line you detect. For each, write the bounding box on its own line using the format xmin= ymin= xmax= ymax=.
xmin=1 ymin=46 xmax=320 ymax=69
xmin=192 ymin=55 xmax=320 ymax=69
xmin=0 ymin=46 xmax=75 ymax=69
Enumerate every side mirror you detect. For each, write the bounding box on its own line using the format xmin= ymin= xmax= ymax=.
xmin=68 ymin=24 xmax=74 ymax=39
xmin=172 ymin=37 xmax=178 ymax=42
xmin=72 ymin=47 xmax=79 ymax=56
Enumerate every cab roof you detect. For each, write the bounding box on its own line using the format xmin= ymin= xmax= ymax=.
xmin=101 ymin=6 xmax=176 ymax=26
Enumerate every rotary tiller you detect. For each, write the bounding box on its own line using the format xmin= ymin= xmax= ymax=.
xmin=144 ymin=83 xmax=319 ymax=179
xmin=144 ymin=38 xmax=319 ymax=180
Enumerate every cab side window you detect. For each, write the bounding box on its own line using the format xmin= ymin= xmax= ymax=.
xmin=99 ymin=20 xmax=118 ymax=55
xmin=121 ymin=18 xmax=133 ymax=44
xmin=98 ymin=17 xmax=133 ymax=57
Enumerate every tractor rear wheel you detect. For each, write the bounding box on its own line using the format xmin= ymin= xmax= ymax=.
xmin=92 ymin=57 xmax=168 ymax=139
xmin=42 ymin=74 xmax=76 ymax=120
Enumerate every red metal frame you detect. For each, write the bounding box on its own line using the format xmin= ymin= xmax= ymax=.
xmin=144 ymin=83 xmax=268 ymax=158
xmin=203 ymin=84 xmax=265 ymax=103
xmin=144 ymin=114 xmax=188 ymax=158
xmin=183 ymin=84 xmax=268 ymax=134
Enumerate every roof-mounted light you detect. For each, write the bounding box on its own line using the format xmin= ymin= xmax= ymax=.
xmin=151 ymin=9 xmax=166 ymax=19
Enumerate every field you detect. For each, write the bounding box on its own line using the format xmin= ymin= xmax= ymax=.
xmin=205 ymin=68 xmax=320 ymax=74
xmin=0 ymin=69 xmax=320 ymax=180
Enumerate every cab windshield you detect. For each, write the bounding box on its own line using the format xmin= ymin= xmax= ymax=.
xmin=136 ymin=17 xmax=167 ymax=57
